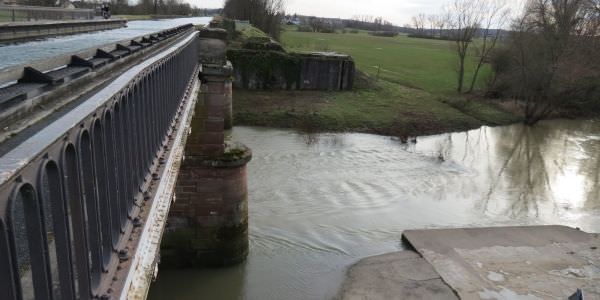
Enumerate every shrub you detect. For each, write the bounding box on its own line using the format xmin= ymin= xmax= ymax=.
xmin=242 ymin=36 xmax=285 ymax=51
xmin=318 ymin=27 xmax=336 ymax=34
xmin=297 ymin=25 xmax=312 ymax=32
xmin=369 ymin=31 xmax=398 ymax=37
xmin=407 ymin=34 xmax=465 ymax=42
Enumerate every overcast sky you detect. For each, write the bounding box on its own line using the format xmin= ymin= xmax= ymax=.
xmin=189 ymin=0 xmax=524 ymax=25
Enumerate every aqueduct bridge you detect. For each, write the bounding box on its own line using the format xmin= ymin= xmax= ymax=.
xmin=0 ymin=23 xmax=248 ymax=299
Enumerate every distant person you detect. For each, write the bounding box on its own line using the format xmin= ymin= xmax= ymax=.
xmin=101 ymin=3 xmax=111 ymax=19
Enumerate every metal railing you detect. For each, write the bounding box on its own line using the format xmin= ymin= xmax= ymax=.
xmin=0 ymin=5 xmax=95 ymax=22
xmin=0 ymin=29 xmax=199 ymax=299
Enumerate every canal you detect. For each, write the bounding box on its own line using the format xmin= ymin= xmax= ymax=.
xmin=0 ymin=17 xmax=211 ymax=70
xmin=149 ymin=119 xmax=600 ymax=299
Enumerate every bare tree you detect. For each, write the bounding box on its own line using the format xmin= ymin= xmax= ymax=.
xmin=427 ymin=14 xmax=438 ymax=36
xmin=434 ymin=13 xmax=448 ymax=38
xmin=223 ymin=0 xmax=285 ymax=39
xmin=412 ymin=13 xmax=427 ymax=34
xmin=447 ymin=0 xmax=484 ymax=93
xmin=494 ymin=0 xmax=600 ymax=124
xmin=467 ymin=0 xmax=510 ymax=93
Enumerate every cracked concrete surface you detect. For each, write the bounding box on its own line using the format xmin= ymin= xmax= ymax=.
xmin=338 ymin=251 xmax=458 ymax=300
xmin=404 ymin=226 xmax=600 ymax=299
xmin=339 ymin=226 xmax=600 ymax=299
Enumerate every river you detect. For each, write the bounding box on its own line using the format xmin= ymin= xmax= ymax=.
xmin=148 ymin=119 xmax=600 ymax=299
xmin=0 ymin=17 xmax=212 ymax=70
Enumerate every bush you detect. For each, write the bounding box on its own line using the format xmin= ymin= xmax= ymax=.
xmin=369 ymin=31 xmax=398 ymax=37
xmin=407 ymin=34 xmax=465 ymax=41
xmin=318 ymin=27 xmax=336 ymax=34
xmin=221 ymin=18 xmax=239 ymax=40
xmin=223 ymin=0 xmax=284 ymax=40
xmin=297 ymin=25 xmax=312 ymax=32
xmin=242 ymin=36 xmax=285 ymax=51
xmin=348 ymin=29 xmax=359 ymax=34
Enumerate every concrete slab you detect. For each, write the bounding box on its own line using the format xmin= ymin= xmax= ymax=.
xmin=339 ymin=251 xmax=459 ymax=300
xmin=403 ymin=226 xmax=600 ymax=300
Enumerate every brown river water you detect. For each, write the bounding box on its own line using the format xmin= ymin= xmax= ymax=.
xmin=148 ymin=119 xmax=600 ymax=300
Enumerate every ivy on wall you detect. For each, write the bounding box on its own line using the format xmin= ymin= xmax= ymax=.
xmin=227 ymin=49 xmax=302 ymax=89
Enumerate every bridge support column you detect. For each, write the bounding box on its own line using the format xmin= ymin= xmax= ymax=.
xmin=161 ymin=28 xmax=252 ymax=268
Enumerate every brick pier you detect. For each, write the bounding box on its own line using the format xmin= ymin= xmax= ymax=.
xmin=161 ymin=27 xmax=252 ymax=267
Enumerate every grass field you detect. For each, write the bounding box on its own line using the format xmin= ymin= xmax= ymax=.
xmin=281 ymin=26 xmax=491 ymax=95
xmin=233 ymin=25 xmax=520 ymax=137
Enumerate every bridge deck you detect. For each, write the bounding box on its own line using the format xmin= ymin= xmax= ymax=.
xmin=0 ymin=26 xmax=201 ymax=299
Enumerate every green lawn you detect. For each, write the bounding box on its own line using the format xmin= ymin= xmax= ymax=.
xmin=281 ymin=26 xmax=491 ymax=95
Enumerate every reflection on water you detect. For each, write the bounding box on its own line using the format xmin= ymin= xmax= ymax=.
xmin=0 ymin=17 xmax=211 ymax=70
xmin=149 ymin=119 xmax=600 ymax=300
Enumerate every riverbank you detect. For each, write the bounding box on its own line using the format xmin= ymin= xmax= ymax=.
xmin=233 ymin=25 xmax=521 ymax=137
xmin=234 ymin=72 xmax=520 ymax=138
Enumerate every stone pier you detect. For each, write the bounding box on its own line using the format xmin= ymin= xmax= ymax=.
xmin=161 ymin=28 xmax=252 ymax=268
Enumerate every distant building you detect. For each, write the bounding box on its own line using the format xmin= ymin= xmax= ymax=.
xmin=284 ymin=15 xmax=301 ymax=25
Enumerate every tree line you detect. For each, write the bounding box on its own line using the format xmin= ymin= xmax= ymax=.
xmin=345 ymin=15 xmax=397 ymax=32
xmin=411 ymin=0 xmax=600 ymax=124
xmin=111 ymin=0 xmax=196 ymax=16
xmin=223 ymin=0 xmax=284 ymax=39
xmin=494 ymin=0 xmax=600 ymax=124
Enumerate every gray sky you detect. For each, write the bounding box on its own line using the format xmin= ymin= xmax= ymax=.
xmin=190 ymin=0 xmax=524 ymax=25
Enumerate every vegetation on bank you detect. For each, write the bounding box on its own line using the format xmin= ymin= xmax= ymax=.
xmin=231 ymin=24 xmax=518 ymax=137
xmin=223 ymin=0 xmax=284 ymax=40
xmin=234 ymin=74 xmax=518 ymax=137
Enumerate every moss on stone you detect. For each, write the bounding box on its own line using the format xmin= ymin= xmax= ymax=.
xmin=219 ymin=142 xmax=251 ymax=162
xmin=227 ymin=49 xmax=302 ymax=89
xmin=161 ymin=220 xmax=249 ymax=268
xmin=160 ymin=228 xmax=196 ymax=268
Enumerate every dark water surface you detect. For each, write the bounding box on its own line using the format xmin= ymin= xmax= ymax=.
xmin=0 ymin=17 xmax=211 ymax=70
xmin=149 ymin=120 xmax=600 ymax=299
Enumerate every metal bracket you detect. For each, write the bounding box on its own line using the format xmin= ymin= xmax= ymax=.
xmin=130 ymin=40 xmax=144 ymax=48
xmin=96 ymin=49 xmax=116 ymax=59
xmin=116 ymin=44 xmax=132 ymax=53
xmin=69 ymin=55 xmax=94 ymax=68
xmin=18 ymin=67 xmax=55 ymax=84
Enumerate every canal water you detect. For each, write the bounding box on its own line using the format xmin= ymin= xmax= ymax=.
xmin=148 ymin=119 xmax=600 ymax=299
xmin=0 ymin=17 xmax=211 ymax=70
